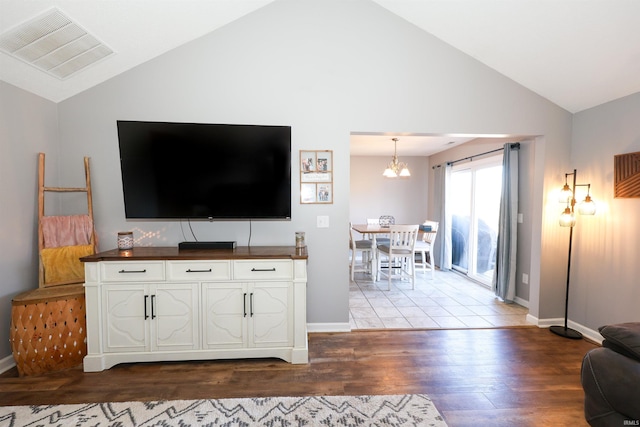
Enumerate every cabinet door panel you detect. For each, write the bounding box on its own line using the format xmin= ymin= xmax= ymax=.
xmin=203 ymin=283 xmax=246 ymax=349
xmin=250 ymin=282 xmax=293 ymax=348
xmin=153 ymin=284 xmax=200 ymax=351
xmin=103 ymin=285 xmax=148 ymax=352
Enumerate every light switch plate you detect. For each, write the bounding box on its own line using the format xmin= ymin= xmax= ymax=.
xmin=317 ymin=215 xmax=329 ymax=228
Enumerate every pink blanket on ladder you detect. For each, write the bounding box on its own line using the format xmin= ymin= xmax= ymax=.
xmin=41 ymin=215 xmax=93 ymax=248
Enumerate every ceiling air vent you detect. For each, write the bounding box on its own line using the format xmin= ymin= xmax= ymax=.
xmin=0 ymin=8 xmax=113 ymax=79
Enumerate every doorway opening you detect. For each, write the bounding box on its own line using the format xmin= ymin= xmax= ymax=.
xmin=349 ymin=133 xmax=534 ymax=330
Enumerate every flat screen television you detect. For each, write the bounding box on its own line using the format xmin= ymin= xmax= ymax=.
xmin=116 ymin=120 xmax=292 ymax=220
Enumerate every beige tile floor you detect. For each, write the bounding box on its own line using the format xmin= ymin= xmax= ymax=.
xmin=349 ymin=268 xmax=532 ymax=330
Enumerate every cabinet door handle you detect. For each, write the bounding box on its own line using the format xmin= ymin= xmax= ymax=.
xmin=251 ymin=268 xmax=276 ymax=272
xmin=151 ymin=294 xmax=156 ymax=319
xmin=250 ymin=293 xmax=254 ymax=317
xmin=144 ymin=295 xmax=149 ymax=320
xmin=186 ymin=268 xmax=212 ymax=273
xmin=243 ymin=293 xmax=247 ymax=317
xmin=119 ymin=269 xmax=147 ymax=273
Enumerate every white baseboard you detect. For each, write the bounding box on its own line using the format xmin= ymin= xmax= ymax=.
xmin=0 ymin=354 xmax=15 ymax=374
xmin=514 ymin=296 xmax=529 ymax=308
xmin=307 ymin=323 xmax=351 ymax=333
xmin=525 ymin=313 xmax=540 ymax=326
xmin=307 ymin=318 xmax=603 ymax=343
xmin=535 ymin=316 xmax=563 ymax=328
xmin=566 ymin=320 xmax=603 ymax=344
xmin=527 ymin=316 xmax=603 ymax=344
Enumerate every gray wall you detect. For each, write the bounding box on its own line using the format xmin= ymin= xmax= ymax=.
xmin=1 ymin=0 xmax=582 ymax=363
xmin=570 ymin=92 xmax=640 ymax=329
xmin=350 ymin=155 xmax=430 ymax=226
xmin=0 ymin=81 xmax=59 ymax=358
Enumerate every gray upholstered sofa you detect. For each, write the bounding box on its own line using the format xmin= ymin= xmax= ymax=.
xmin=581 ymin=322 xmax=640 ymax=426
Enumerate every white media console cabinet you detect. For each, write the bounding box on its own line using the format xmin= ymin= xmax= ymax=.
xmin=81 ymin=246 xmax=308 ymax=372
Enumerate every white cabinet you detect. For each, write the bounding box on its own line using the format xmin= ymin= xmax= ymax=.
xmin=203 ymin=281 xmax=292 ymax=350
xmin=82 ymin=247 xmax=308 ymax=372
xmin=202 ymin=282 xmax=246 ymax=349
xmin=249 ymin=282 xmax=292 ymax=348
xmin=102 ymin=283 xmax=199 ymax=353
xmin=101 ymin=284 xmax=146 ymax=353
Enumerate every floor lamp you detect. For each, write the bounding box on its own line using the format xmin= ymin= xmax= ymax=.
xmin=550 ymin=169 xmax=596 ymax=340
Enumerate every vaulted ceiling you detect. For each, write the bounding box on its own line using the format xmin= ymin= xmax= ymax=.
xmin=2 ymin=1 xmax=639 ymax=155
xmin=2 ymin=0 xmax=638 ymax=112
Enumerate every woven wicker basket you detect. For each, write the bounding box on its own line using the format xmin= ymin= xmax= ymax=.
xmin=10 ymin=284 xmax=87 ymax=376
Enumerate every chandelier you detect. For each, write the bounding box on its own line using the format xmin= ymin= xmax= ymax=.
xmin=382 ymin=138 xmax=410 ymax=178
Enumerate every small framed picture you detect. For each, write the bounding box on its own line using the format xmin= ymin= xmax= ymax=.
xmin=301 ymin=171 xmax=332 ymax=183
xmin=317 ymin=154 xmax=332 ymax=172
xmin=300 ymin=150 xmax=333 ymax=204
xmin=317 ymin=184 xmax=332 ymax=203
xmin=300 ymin=183 xmax=317 ymax=204
xmin=301 ymin=151 xmax=317 ymax=172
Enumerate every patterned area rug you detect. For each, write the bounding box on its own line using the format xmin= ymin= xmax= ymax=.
xmin=0 ymin=394 xmax=447 ymax=426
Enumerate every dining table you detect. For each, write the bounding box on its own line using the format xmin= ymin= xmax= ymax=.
xmin=350 ymin=224 xmax=436 ymax=277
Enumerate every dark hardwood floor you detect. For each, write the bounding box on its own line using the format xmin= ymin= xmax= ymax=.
xmin=0 ymin=327 xmax=597 ymax=427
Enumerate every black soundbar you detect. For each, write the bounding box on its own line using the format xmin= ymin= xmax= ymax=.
xmin=179 ymin=241 xmax=237 ymax=250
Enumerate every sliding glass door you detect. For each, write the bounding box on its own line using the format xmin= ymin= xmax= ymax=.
xmin=450 ymin=155 xmax=503 ymax=286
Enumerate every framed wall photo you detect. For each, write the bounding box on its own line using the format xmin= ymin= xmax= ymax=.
xmin=317 ymin=153 xmax=332 ymax=171
xmin=300 ymin=183 xmax=316 ymax=204
xmin=614 ymin=151 xmax=640 ymax=198
xmin=301 ymin=151 xmax=317 ymax=172
xmin=301 ymin=171 xmax=332 ymax=183
xmin=300 ymin=150 xmax=333 ymax=204
xmin=317 ymin=184 xmax=332 ymax=203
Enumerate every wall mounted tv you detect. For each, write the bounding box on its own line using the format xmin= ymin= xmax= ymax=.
xmin=117 ymin=120 xmax=292 ymax=220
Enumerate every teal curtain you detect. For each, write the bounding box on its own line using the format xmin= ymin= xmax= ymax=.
xmin=493 ymin=143 xmax=520 ymax=302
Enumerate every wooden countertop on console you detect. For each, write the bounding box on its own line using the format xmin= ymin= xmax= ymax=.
xmin=81 ymin=246 xmax=309 ymax=262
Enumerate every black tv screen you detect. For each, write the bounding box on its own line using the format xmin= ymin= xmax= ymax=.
xmin=117 ymin=121 xmax=292 ymax=220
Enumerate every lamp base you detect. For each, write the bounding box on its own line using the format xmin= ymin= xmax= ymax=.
xmin=549 ymin=325 xmax=583 ymax=340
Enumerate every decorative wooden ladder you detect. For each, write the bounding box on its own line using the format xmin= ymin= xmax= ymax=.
xmin=10 ymin=153 xmax=97 ymax=375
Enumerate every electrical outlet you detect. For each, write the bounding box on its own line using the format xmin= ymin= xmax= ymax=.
xmin=522 ymin=273 xmax=529 ymax=284
xmin=518 ymin=213 xmax=524 ymax=223
xmin=317 ymin=215 xmax=329 ymax=228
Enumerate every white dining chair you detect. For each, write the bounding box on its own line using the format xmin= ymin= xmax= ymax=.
xmin=376 ymin=224 xmax=419 ymax=290
xmin=367 ymin=217 xmax=391 ymax=246
xmin=349 ymin=223 xmax=373 ymax=281
xmin=415 ymin=220 xmax=439 ymax=279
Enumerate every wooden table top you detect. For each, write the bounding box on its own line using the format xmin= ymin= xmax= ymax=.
xmin=351 ymin=224 xmax=435 ymax=234
xmin=80 ymin=246 xmax=309 ymax=262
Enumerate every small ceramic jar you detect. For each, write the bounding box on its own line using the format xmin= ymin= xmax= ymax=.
xmin=117 ymin=231 xmax=134 ymax=250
